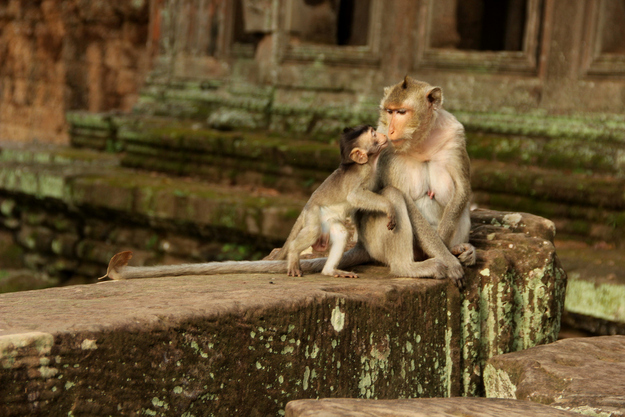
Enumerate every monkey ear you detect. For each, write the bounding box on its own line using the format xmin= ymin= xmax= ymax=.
xmin=427 ymin=87 xmax=443 ymax=109
xmin=349 ymin=148 xmax=369 ymax=164
xmin=402 ymin=75 xmax=409 ymax=89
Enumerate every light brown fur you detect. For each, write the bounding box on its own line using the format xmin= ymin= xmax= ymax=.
xmin=270 ymin=126 xmax=396 ymax=278
xmin=336 ymin=76 xmax=475 ymax=288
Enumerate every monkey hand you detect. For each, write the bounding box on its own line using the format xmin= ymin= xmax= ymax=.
xmin=443 ymin=254 xmax=465 ymax=290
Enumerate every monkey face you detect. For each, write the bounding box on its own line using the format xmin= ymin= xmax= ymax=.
xmin=347 ymin=127 xmax=389 ymax=164
xmin=378 ymin=76 xmax=443 ymax=151
xmin=384 ymin=107 xmax=412 ymax=147
xmin=362 ymin=127 xmax=389 ymax=156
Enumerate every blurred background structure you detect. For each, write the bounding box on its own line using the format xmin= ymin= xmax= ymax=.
xmin=0 ymin=0 xmax=624 ymax=335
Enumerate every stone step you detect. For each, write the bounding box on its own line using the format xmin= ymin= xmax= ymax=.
xmin=0 ymin=142 xmax=119 ymax=167
xmin=471 ymin=159 xmax=625 ymax=212
xmin=0 ymin=144 xmax=305 ymax=242
xmin=64 ymin=113 xmax=625 ymax=246
xmin=67 ymin=109 xmax=625 ymax=177
xmin=557 ymin=244 xmax=625 ymax=335
xmin=485 ymin=335 xmax=625 ymax=416
xmin=285 ymin=398 xmax=582 ymax=416
xmin=2 ymin=270 xmax=456 ymax=416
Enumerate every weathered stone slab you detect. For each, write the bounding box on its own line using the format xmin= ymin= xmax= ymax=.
xmin=285 ymin=397 xmax=583 ymax=417
xmin=557 ymin=246 xmax=625 ymax=335
xmin=484 ymin=335 xmax=625 ymax=416
xmin=0 ymin=269 xmax=461 ymax=416
xmin=0 ymin=207 xmax=568 ymax=415
xmin=460 ymin=209 xmax=567 ymax=395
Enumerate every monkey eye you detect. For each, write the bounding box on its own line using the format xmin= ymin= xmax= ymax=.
xmin=397 ymin=109 xmax=407 ymax=115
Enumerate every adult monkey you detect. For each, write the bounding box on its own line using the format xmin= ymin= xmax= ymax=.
xmin=336 ymin=76 xmax=475 ymax=288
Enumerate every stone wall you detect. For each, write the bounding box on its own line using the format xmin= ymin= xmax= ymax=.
xmin=0 ymin=0 xmax=150 ymax=144
xmin=0 ymin=192 xmax=278 ymax=292
xmin=67 ymin=111 xmax=625 ymax=248
xmin=0 ymin=142 xmax=302 ymax=290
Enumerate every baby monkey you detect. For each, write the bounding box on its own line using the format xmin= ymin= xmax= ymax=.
xmin=273 ymin=124 xmax=396 ymax=278
xmin=100 ymin=125 xmax=394 ymax=281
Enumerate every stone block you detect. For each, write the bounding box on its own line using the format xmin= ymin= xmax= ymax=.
xmin=74 ymin=239 xmax=120 ymax=265
xmin=484 ymin=336 xmax=625 ymax=416
xmin=0 ymin=229 xmax=23 ymax=269
xmin=285 ymin=398 xmax=582 ymax=417
xmin=558 ymin=246 xmax=625 ymax=330
xmin=16 ymin=225 xmax=54 ymax=253
xmin=159 ymin=234 xmax=201 ymax=257
xmin=71 ymin=176 xmax=135 ymax=213
xmin=0 ymin=208 xmax=567 ymax=414
xmin=460 ymin=209 xmax=566 ymax=395
xmin=51 ymin=233 xmax=79 ymax=257
xmin=0 ymin=271 xmax=460 ymax=415
xmin=0 ymin=197 xmax=17 ymax=217
xmin=83 ymin=218 xmax=115 ymax=240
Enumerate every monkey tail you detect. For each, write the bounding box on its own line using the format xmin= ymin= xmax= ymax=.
xmin=111 ymin=260 xmax=290 ymax=280
xmin=100 ymin=251 xmax=328 ymax=280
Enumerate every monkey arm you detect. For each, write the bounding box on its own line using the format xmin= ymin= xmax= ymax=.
xmin=399 ymin=191 xmax=457 ymax=261
xmin=437 ymin=152 xmax=472 ymax=247
xmin=346 ymin=186 xmax=396 ymax=224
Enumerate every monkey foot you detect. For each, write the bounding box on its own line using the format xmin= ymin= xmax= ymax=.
xmin=323 ymin=269 xmax=359 ymax=278
xmin=287 ymin=268 xmax=303 ymax=277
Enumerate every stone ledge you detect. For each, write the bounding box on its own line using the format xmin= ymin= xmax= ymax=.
xmin=0 ymin=147 xmax=304 ymax=242
xmin=134 ymin=81 xmax=625 ymax=145
xmin=484 ymin=335 xmax=625 ymax=416
xmin=0 ymin=208 xmax=568 ymax=414
xmin=471 ymin=159 xmax=625 ymax=212
xmin=0 ymin=269 xmax=461 ymax=415
xmin=559 ymin=247 xmax=625 ymax=329
xmin=285 ymin=398 xmax=583 ymax=417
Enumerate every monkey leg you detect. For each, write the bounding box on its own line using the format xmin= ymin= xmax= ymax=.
xmin=358 ymin=187 xmax=448 ymax=280
xmin=286 ymin=212 xmax=322 ymax=277
xmin=336 ymin=242 xmax=373 ymax=270
xmin=449 ymin=206 xmax=476 ymax=266
xmin=321 ymin=221 xmax=358 ymax=278
xmin=400 ymin=191 xmax=464 ymax=287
